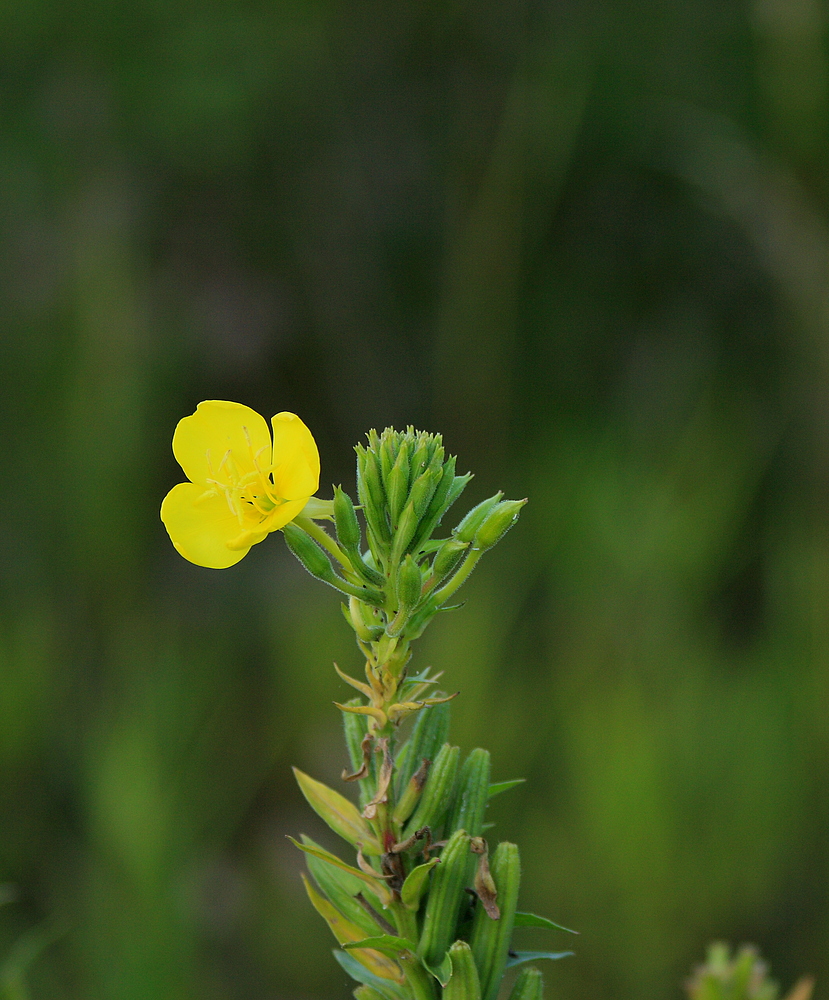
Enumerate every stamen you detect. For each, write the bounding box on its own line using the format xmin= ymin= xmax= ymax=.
xmin=247 ymin=437 xmax=279 ymax=507
xmin=201 ymin=438 xmax=280 ymax=526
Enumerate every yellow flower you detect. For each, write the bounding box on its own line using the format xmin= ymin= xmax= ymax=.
xmin=160 ymin=400 xmax=320 ymax=568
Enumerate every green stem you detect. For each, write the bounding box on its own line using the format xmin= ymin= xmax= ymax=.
xmin=431 ymin=549 xmax=483 ymax=605
xmin=399 ymin=952 xmax=438 ymax=1000
xmin=294 ymin=517 xmax=357 ymax=576
xmin=391 ymin=900 xmax=419 ymax=943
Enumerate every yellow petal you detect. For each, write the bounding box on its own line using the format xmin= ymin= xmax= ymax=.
xmin=173 ymin=400 xmax=271 ymax=486
xmin=262 ymin=496 xmax=309 ymax=531
xmin=160 ymin=482 xmax=264 ymax=568
xmin=271 ymin=412 xmax=320 ymax=500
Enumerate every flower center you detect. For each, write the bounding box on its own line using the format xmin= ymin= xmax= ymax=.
xmin=203 ymin=426 xmax=286 ymax=525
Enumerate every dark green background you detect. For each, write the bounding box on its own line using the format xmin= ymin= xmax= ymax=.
xmin=2 ymin=1 xmax=827 ymax=997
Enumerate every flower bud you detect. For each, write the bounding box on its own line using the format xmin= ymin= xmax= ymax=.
xmin=409 ymin=437 xmax=432 ymax=482
xmin=391 ymin=500 xmax=422 ymax=564
xmin=282 ymin=521 xmax=337 ymax=582
xmin=432 ymin=538 xmax=469 ymax=581
xmin=379 ymin=429 xmax=396 ymax=486
xmin=474 ymin=499 xmax=527 ymax=551
xmin=386 ymin=443 xmax=410 ymax=527
xmin=396 ymin=554 xmax=423 ymax=611
xmin=362 ymin=448 xmax=386 ymax=509
xmin=333 ymin=485 xmax=361 ymax=551
xmin=409 ymin=457 xmax=470 ymax=556
xmin=282 ymin=523 xmax=385 ymax=605
xmin=355 ymin=444 xmax=390 ymax=546
xmin=454 ymin=493 xmax=503 ymax=544
xmin=408 ymin=468 xmax=439 ymax=519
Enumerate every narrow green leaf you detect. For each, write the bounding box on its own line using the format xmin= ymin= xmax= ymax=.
xmin=354 ymin=986 xmax=394 ymax=1000
xmin=293 ymin=768 xmax=381 ymax=855
xmin=344 ymin=936 xmax=417 ymax=959
xmin=302 ymin=875 xmax=405 ymax=983
xmin=333 ymin=950 xmax=408 ymax=999
xmin=487 ymin=779 xmax=526 ymax=800
xmin=287 ymin=837 xmax=393 ymax=906
xmin=305 ymin=844 xmax=381 ymax=937
xmin=505 ymin=951 xmax=574 ymax=969
xmin=514 ymin=912 xmax=578 ymax=934
xmin=400 ymin=858 xmax=440 ymax=912
xmin=301 ymin=874 xmax=372 ymax=945
xmin=422 ymin=951 xmax=453 ymax=987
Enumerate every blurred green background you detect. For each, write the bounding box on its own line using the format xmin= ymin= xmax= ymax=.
xmin=2 ymin=0 xmax=828 ymax=997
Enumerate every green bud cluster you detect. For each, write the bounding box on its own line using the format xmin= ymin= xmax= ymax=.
xmin=355 ymin=428 xmax=473 ymax=597
xmin=281 ymin=425 xmax=526 ymax=652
